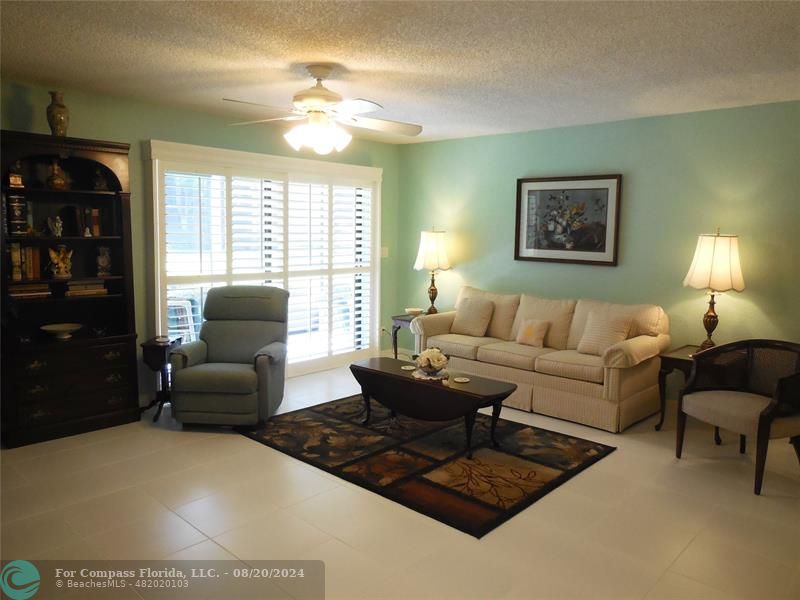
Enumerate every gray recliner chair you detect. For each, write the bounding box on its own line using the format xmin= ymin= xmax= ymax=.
xmin=169 ymin=286 xmax=289 ymax=425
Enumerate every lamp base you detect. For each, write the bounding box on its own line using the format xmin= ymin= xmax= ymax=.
xmin=699 ymin=293 xmax=719 ymax=351
xmin=426 ymin=271 xmax=438 ymax=314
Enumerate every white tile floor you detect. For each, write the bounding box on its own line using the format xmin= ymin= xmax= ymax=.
xmin=2 ymin=366 xmax=799 ymax=600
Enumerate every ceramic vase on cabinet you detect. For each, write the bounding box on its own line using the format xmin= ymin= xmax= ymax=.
xmin=46 ymin=91 xmax=70 ymax=136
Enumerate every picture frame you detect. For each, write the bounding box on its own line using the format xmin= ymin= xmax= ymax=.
xmin=515 ymin=174 xmax=622 ymax=266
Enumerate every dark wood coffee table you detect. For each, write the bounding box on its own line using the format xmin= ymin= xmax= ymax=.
xmin=350 ymin=357 xmax=517 ymax=458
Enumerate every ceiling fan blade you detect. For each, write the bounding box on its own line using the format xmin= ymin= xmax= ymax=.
xmin=332 ymin=98 xmax=383 ymax=115
xmin=222 ymin=97 xmax=294 ymax=112
xmin=228 ymin=115 xmax=306 ymax=126
xmin=338 ymin=115 xmax=422 ymax=137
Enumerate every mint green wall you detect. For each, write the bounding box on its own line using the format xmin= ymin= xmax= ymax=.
xmin=1 ymin=79 xmax=401 ymax=396
xmin=397 ymin=102 xmax=800 ymax=349
xmin=3 ymin=79 xmax=798 ymax=375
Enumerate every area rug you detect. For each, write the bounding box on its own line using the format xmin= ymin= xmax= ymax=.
xmin=244 ymin=395 xmax=616 ymax=538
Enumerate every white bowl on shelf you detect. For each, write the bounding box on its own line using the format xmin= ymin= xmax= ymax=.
xmin=405 ymin=307 xmax=424 ymax=316
xmin=40 ymin=323 xmax=82 ymax=340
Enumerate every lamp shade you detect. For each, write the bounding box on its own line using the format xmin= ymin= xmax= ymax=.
xmin=683 ymin=232 xmax=745 ymax=292
xmin=414 ymin=230 xmax=451 ymax=271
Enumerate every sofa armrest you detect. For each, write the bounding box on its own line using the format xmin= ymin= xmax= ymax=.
xmin=410 ymin=311 xmax=455 ymax=337
xmin=603 ymin=334 xmax=671 ymax=368
xmin=255 ymin=341 xmax=287 ymax=365
xmin=169 ymin=340 xmax=208 ymax=372
xmin=410 ymin=311 xmax=456 ymax=351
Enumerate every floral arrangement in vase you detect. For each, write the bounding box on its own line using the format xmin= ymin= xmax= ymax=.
xmin=416 ymin=347 xmax=448 ymax=375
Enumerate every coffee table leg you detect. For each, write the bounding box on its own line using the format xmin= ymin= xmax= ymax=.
xmin=490 ymin=402 xmax=502 ymax=448
xmin=464 ymin=411 xmax=476 ymax=459
xmin=361 ymin=390 xmax=371 ymax=425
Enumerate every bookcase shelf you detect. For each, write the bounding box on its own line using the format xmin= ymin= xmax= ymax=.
xmin=8 ymin=235 xmax=122 ymax=242
xmin=4 ymin=187 xmax=118 ymax=198
xmin=2 ymin=130 xmax=139 ymax=447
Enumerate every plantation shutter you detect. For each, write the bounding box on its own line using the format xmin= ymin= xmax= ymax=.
xmin=158 ymin=159 xmax=376 ymax=370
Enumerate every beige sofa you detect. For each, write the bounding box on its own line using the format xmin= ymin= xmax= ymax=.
xmin=410 ymin=286 xmax=670 ymax=432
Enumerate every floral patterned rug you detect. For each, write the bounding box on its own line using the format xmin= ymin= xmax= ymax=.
xmin=244 ymin=395 xmax=616 ymax=538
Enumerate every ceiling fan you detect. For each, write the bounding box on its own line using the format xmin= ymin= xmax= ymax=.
xmin=224 ymin=64 xmax=422 ymax=155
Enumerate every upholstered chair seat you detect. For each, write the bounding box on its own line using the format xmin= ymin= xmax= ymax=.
xmin=170 ymin=286 xmax=289 ymax=426
xmin=676 ymin=339 xmax=800 ymax=495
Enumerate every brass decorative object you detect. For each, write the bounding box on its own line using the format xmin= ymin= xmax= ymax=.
xmin=48 ymin=245 xmax=73 ymax=279
xmin=47 ymin=160 xmax=67 ymax=190
xmin=700 ymin=293 xmax=719 ymax=350
xmin=46 ymin=91 xmax=70 ymax=136
xmin=8 ymin=160 xmax=24 ymax=188
xmin=426 ymin=271 xmax=439 ymax=314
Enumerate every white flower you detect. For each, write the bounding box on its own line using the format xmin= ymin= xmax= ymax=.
xmin=417 ymin=348 xmax=448 ymax=370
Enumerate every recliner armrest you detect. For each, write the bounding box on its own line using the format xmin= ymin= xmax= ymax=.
xmin=255 ymin=341 xmax=287 ymax=365
xmin=410 ymin=311 xmax=456 ymax=338
xmin=603 ymin=334 xmax=671 ymax=368
xmin=170 ymin=340 xmax=208 ymax=372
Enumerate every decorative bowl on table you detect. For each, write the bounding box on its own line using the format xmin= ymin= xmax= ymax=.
xmin=405 ymin=307 xmax=424 ymax=317
xmin=414 ymin=347 xmax=449 ymax=379
xmin=40 ymin=323 xmax=82 ymax=340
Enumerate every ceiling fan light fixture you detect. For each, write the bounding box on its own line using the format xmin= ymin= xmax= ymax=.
xmin=283 ymin=112 xmax=352 ymax=155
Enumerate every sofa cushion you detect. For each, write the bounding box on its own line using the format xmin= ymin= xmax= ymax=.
xmin=535 ymin=350 xmax=605 ymax=384
xmin=427 ymin=334 xmax=501 ymax=360
xmin=511 ymin=295 xmax=576 ymax=350
xmin=477 ymin=342 xmax=556 ymax=371
xmin=567 ymin=299 xmax=667 ymax=349
xmin=516 ymin=319 xmax=549 ymax=347
xmin=456 ymin=286 xmax=520 ymax=340
xmin=451 ymin=296 xmax=494 ymax=337
xmin=172 ymin=362 xmax=258 ymax=394
xmin=577 ymin=311 xmax=632 ymax=356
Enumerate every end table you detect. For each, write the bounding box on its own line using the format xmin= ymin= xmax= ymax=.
xmin=656 ymin=344 xmax=700 ymax=431
xmin=390 ymin=314 xmax=415 ymax=359
xmin=141 ymin=336 xmax=182 ymax=422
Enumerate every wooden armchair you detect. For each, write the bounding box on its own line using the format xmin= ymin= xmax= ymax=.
xmin=676 ymin=339 xmax=800 ymax=495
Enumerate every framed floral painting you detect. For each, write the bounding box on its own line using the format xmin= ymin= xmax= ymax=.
xmin=514 ymin=174 xmax=622 ymax=266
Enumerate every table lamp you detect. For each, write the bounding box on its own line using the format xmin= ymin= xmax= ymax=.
xmin=414 ymin=230 xmax=451 ymax=314
xmin=682 ymin=229 xmax=745 ymax=350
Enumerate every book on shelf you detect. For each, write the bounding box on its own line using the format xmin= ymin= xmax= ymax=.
xmin=9 ymin=243 xmax=22 ymax=281
xmin=22 ymin=246 xmax=41 ymax=279
xmin=9 ymin=291 xmax=51 ymax=299
xmin=91 ymin=208 xmax=101 ymax=236
xmin=64 ymin=288 xmax=108 ymax=297
xmin=9 ymin=283 xmax=49 ymax=292
xmin=67 ymin=283 xmax=105 ymax=291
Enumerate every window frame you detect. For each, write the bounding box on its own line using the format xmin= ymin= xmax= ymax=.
xmin=147 ymin=140 xmax=382 ymax=377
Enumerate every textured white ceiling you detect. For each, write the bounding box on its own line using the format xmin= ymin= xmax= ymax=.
xmin=1 ymin=1 xmax=798 ymax=143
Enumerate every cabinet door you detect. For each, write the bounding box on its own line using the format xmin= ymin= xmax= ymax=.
xmin=19 ymin=387 xmax=132 ymax=426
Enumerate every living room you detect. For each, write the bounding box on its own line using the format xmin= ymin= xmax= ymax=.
xmin=1 ymin=2 xmax=799 ymax=599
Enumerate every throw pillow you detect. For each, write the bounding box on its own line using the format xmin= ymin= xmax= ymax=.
xmin=577 ymin=311 xmax=632 ymax=356
xmin=451 ymin=296 xmax=495 ymax=337
xmin=515 ymin=319 xmax=549 ymax=347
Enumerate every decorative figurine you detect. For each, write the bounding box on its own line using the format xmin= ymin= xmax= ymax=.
xmin=96 ymin=246 xmax=111 ymax=277
xmin=84 ymin=227 xmax=92 ymax=238
xmin=46 ymin=91 xmax=70 ymax=136
xmin=93 ymin=168 xmax=109 ymax=191
xmin=48 ymin=245 xmax=73 ymax=279
xmin=8 ymin=160 xmax=24 ymax=188
xmin=47 ymin=160 xmax=67 ymax=190
xmin=47 ymin=215 xmax=63 ymax=238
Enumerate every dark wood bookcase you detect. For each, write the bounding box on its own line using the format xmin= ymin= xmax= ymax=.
xmin=1 ymin=130 xmax=139 ymax=447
